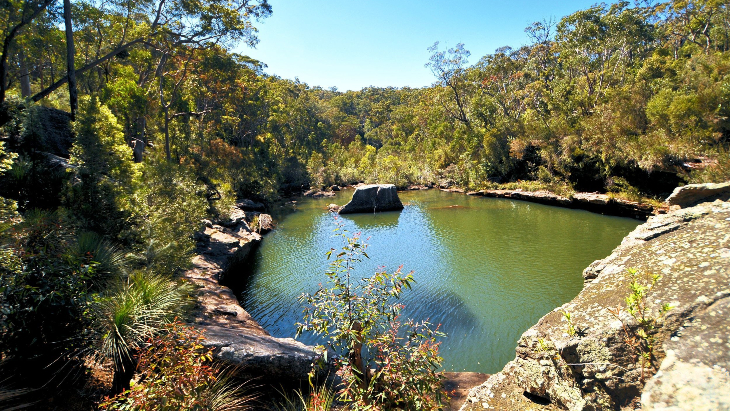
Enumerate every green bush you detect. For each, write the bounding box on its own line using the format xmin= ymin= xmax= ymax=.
xmin=297 ymin=225 xmax=446 ymax=410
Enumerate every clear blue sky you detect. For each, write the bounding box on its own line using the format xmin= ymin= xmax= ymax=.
xmin=235 ymin=1 xmax=609 ymax=91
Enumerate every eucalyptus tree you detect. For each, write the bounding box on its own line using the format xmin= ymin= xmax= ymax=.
xmin=425 ymin=42 xmax=472 ymax=126
xmin=0 ymin=0 xmax=58 ymax=124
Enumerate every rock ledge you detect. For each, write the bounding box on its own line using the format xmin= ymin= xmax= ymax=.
xmin=461 ymin=199 xmax=730 ymax=410
xmin=182 ymin=205 xmax=319 ymax=382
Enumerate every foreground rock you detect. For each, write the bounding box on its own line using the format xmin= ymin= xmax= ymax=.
xmin=665 ymin=181 xmax=730 ymax=208
xmin=183 ymin=205 xmax=319 ymax=382
xmin=338 ymin=184 xmax=404 ymax=214
xmin=462 ymin=199 xmax=730 ymax=410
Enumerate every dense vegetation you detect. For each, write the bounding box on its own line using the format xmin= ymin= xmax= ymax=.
xmin=0 ymin=0 xmax=728 ymax=408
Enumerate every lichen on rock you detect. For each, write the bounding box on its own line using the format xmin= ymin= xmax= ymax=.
xmin=461 ymin=198 xmax=730 ymax=410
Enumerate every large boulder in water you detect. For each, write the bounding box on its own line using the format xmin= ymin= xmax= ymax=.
xmin=338 ymin=184 xmax=404 ymax=214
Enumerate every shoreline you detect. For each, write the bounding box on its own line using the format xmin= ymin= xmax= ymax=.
xmin=182 ymin=185 xmax=681 ymax=403
xmin=307 ymin=184 xmax=661 ymax=220
xmin=441 ymin=187 xmax=658 ymax=220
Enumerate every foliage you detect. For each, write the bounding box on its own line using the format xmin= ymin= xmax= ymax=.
xmin=66 ymin=96 xmax=139 ymax=239
xmin=297 ymin=225 xmax=446 ymax=410
xmin=0 ymin=209 xmax=93 ymax=362
xmin=99 ymin=322 xmax=256 ymax=411
xmin=561 ymin=310 xmax=577 ymax=337
xmin=272 ymin=384 xmax=336 ymax=411
xmin=130 ymin=160 xmax=208 ymax=276
xmin=607 ymin=268 xmax=673 ymax=380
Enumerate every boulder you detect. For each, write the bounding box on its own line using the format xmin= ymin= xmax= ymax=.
xmin=338 ymin=184 xmax=404 ymax=214
xmin=200 ymin=325 xmax=321 ymax=382
xmin=247 ymin=212 xmax=274 ymax=234
xmin=665 ymin=181 xmax=730 ymax=208
xmin=461 ymin=199 xmax=730 ymax=410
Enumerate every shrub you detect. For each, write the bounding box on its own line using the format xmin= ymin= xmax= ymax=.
xmin=297 ymin=223 xmax=446 ymax=410
xmin=94 ymin=271 xmax=193 ymax=393
xmin=99 ymin=322 xmax=255 ymax=411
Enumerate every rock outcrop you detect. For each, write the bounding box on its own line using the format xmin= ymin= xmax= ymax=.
xmin=461 ymin=198 xmax=730 ymax=410
xmin=665 ymin=181 xmax=730 ymax=208
xmin=338 ymin=184 xmax=404 ymax=214
xmin=183 ymin=205 xmax=320 ymax=383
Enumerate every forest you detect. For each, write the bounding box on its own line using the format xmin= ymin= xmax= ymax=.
xmin=0 ymin=0 xmax=729 ymax=409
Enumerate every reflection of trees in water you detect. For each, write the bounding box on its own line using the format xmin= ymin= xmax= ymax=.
xmin=231 ymin=190 xmax=639 ymax=372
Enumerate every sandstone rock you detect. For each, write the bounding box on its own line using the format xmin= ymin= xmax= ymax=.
xmin=338 ymin=184 xmax=404 ymax=214
xmin=665 ymin=181 xmax=730 ymax=208
xmin=462 ymin=200 xmax=730 ymax=411
xmin=312 ymin=191 xmax=336 ymax=198
xmin=247 ymin=212 xmax=274 ymax=234
xmin=183 ymin=205 xmax=319 ymax=384
xmin=200 ymin=324 xmax=322 ymax=382
xmin=479 ymin=189 xmax=654 ymax=219
xmin=330 ymin=185 xmax=341 ymax=191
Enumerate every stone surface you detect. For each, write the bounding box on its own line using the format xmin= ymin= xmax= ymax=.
xmin=461 ymin=200 xmax=730 ymax=411
xmin=245 ymin=212 xmax=274 ymax=234
xmin=183 ymin=204 xmax=320 ymax=383
xmin=443 ymin=372 xmax=491 ymax=411
xmin=665 ymin=181 xmax=730 ymax=208
xmin=338 ymin=184 xmax=404 ymax=214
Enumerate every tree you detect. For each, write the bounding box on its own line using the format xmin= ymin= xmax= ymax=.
xmin=425 ymin=42 xmax=472 ymax=126
xmin=0 ymin=0 xmax=57 ymax=124
xmin=27 ymin=0 xmax=272 ymax=120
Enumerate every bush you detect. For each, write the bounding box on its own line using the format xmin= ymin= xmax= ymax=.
xmin=99 ymin=322 xmax=256 ymax=411
xmin=297 ymin=224 xmax=446 ymax=410
xmin=0 ymin=210 xmax=94 ymax=378
xmin=94 ymin=271 xmax=193 ymax=393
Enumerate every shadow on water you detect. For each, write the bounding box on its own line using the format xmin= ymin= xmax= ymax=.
xmin=337 ymin=209 xmax=402 ymax=230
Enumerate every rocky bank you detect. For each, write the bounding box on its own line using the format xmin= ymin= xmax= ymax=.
xmin=461 ymin=185 xmax=730 ymax=410
xmin=463 ymin=189 xmax=656 ymax=220
xmin=182 ymin=202 xmax=320 ymax=383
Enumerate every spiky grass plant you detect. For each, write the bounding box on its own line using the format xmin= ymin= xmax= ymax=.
xmin=72 ymin=231 xmax=131 ymax=282
xmin=96 ymin=271 xmax=193 ymax=393
xmin=99 ymin=323 xmax=258 ymax=411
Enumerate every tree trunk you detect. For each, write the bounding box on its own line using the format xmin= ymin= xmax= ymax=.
xmin=132 ymin=116 xmax=146 ymax=163
xmin=18 ymin=49 xmax=30 ymax=97
xmin=164 ymin=105 xmax=170 ymax=161
xmin=111 ymin=355 xmax=137 ymax=395
xmin=63 ymin=0 xmax=77 ymax=120
xmin=349 ymin=321 xmax=370 ymax=391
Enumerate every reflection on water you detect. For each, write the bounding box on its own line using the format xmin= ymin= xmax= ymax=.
xmin=234 ymin=189 xmax=639 ymax=373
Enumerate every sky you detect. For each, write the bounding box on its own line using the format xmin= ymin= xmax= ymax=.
xmin=234 ymin=1 xmax=610 ymax=91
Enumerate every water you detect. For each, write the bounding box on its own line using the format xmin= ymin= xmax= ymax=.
xmin=233 ymin=189 xmax=639 ymax=374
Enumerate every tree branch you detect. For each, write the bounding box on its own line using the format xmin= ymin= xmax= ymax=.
xmin=31 ymin=38 xmax=146 ymax=102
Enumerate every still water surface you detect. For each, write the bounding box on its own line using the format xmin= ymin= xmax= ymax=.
xmin=236 ymin=190 xmax=639 ymax=373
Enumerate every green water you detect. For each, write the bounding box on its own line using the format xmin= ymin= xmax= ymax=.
xmin=235 ymin=189 xmax=639 ymax=374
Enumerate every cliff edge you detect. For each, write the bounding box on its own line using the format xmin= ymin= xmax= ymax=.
xmin=462 ymin=186 xmax=730 ymax=410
